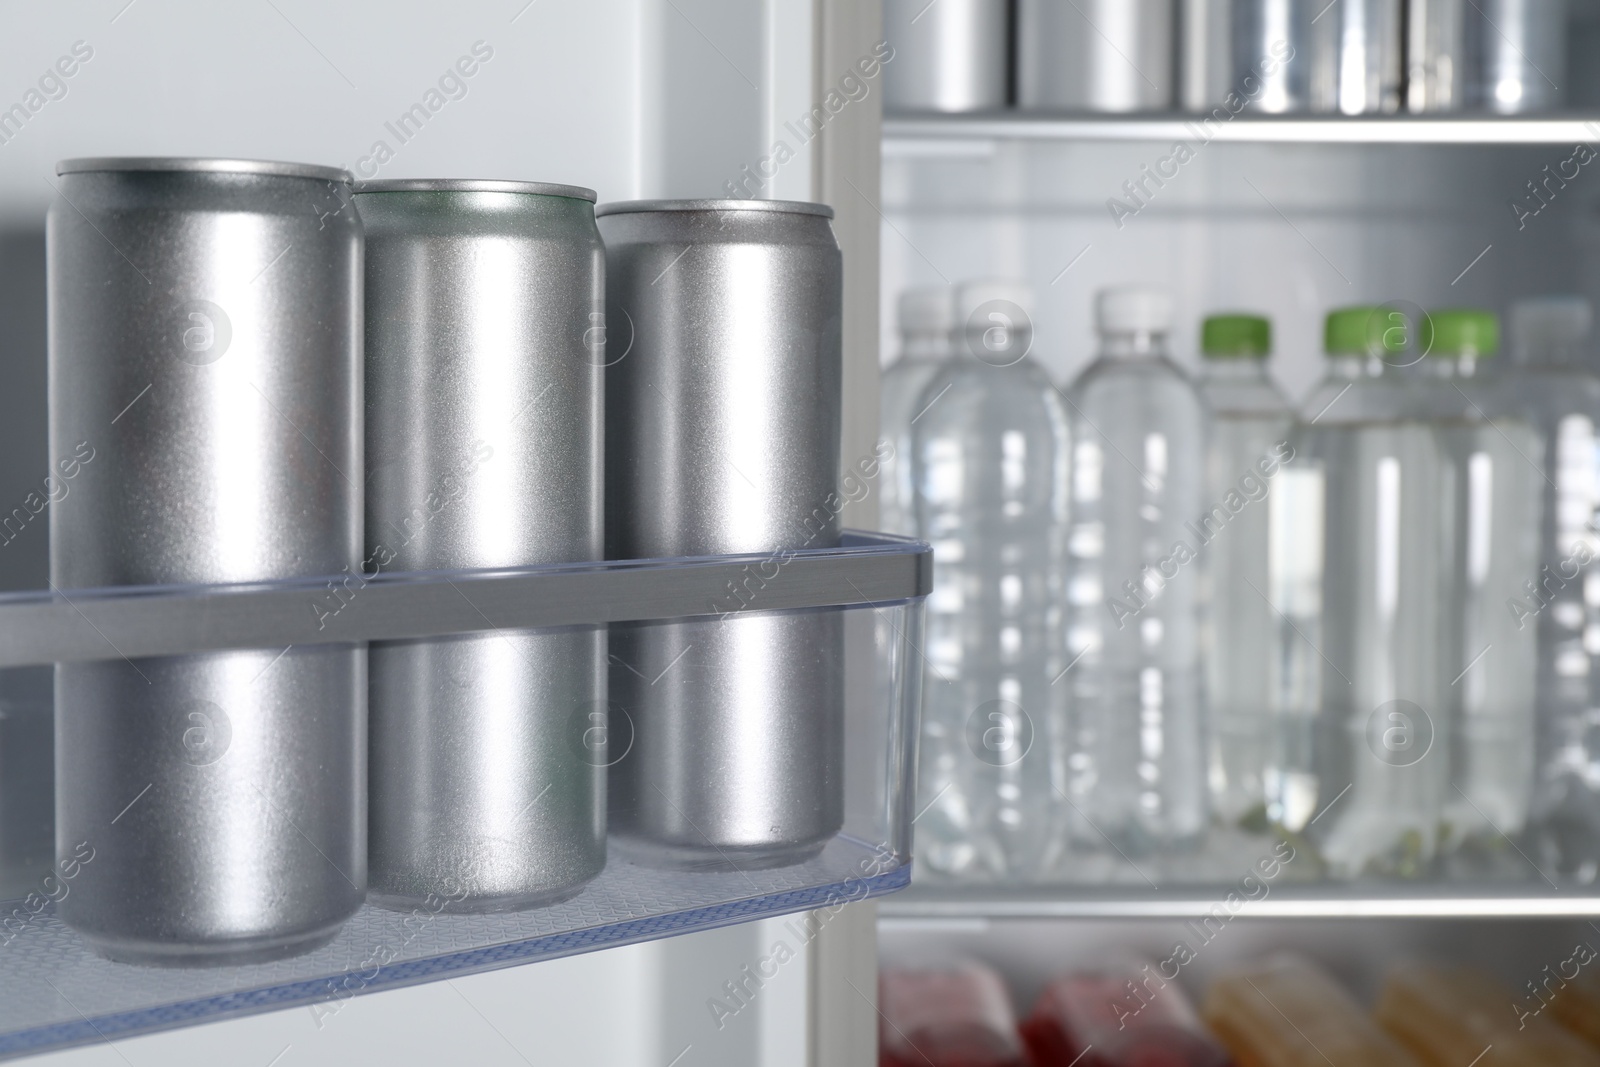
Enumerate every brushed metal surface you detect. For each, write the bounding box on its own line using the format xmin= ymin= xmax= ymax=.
xmin=1234 ymin=0 xmax=1401 ymax=114
xmin=1018 ymin=0 xmax=1175 ymax=113
xmin=1463 ymin=0 xmax=1567 ymax=114
xmin=47 ymin=160 xmax=365 ymax=963
xmin=598 ymin=200 xmax=845 ymax=870
xmin=358 ymin=183 xmax=606 ymax=911
xmin=883 ymin=0 xmax=1009 ymax=113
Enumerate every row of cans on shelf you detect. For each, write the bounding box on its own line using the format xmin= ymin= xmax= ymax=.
xmin=886 ymin=0 xmax=1568 ymax=115
xmin=45 ymin=159 xmax=844 ymax=964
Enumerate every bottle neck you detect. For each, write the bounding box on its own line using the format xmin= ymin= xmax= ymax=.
xmin=899 ymin=331 xmax=949 ymax=360
xmin=1325 ymin=353 xmax=1438 ymax=380
xmin=1100 ymin=330 xmax=1168 ymax=358
xmin=1418 ymin=354 xmax=1489 ymax=380
xmin=1201 ymin=357 xmax=1269 ymax=381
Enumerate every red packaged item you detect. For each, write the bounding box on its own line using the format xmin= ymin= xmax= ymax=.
xmin=879 ymin=962 xmax=1030 ymax=1067
xmin=1021 ymin=964 xmax=1234 ymax=1067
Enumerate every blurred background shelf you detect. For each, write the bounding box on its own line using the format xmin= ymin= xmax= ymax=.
xmin=885 ymin=111 xmax=1600 ymax=145
xmin=880 ymin=884 xmax=1600 ymax=920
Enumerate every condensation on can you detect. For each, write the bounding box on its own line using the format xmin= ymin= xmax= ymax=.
xmin=48 ymin=157 xmax=365 ymax=965
xmin=357 ymin=178 xmax=607 ymax=912
xmin=597 ymin=199 xmax=846 ymax=871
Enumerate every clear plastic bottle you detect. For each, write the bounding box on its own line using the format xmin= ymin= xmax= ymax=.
xmin=1504 ymin=296 xmax=1600 ymax=881
xmin=1196 ymin=314 xmax=1292 ymax=828
xmin=1410 ymin=310 xmax=1540 ymax=864
xmin=880 ymin=286 xmax=956 ymax=537
xmin=1290 ymin=307 xmax=1452 ymax=879
xmin=1064 ymin=286 xmax=1209 ymax=854
xmin=911 ymin=279 xmax=1071 ymax=882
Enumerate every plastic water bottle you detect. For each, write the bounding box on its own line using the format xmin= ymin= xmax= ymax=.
xmin=911 ymin=279 xmax=1072 ymax=881
xmin=1291 ymin=307 xmax=1452 ymax=878
xmin=1409 ymin=311 xmax=1541 ymax=866
xmin=880 ymin=287 xmax=956 ymax=537
xmin=1504 ymin=297 xmax=1600 ymax=881
xmin=1064 ymin=286 xmax=1209 ymax=854
xmin=1195 ymin=314 xmax=1292 ymax=828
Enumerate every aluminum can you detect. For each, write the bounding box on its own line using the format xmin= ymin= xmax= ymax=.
xmin=357 ymin=179 xmax=606 ymax=912
xmin=597 ymin=200 xmax=844 ymax=871
xmin=1464 ymin=0 xmax=1567 ymax=113
xmin=1233 ymin=0 xmax=1321 ymax=112
xmin=1406 ymin=0 xmax=1465 ymax=111
xmin=1324 ymin=0 xmax=1402 ymax=113
xmin=1018 ymin=0 xmax=1175 ymax=113
xmin=1233 ymin=0 xmax=1398 ymax=114
xmin=1179 ymin=0 xmax=1233 ymax=110
xmin=883 ymin=0 xmax=1009 ymax=112
xmin=48 ymin=158 xmax=364 ymax=964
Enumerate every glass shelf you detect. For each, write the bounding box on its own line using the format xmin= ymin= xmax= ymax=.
xmin=0 ymin=532 xmax=928 ymax=1060
xmin=885 ymin=111 xmax=1600 ymax=146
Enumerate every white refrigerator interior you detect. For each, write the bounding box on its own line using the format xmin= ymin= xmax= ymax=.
xmin=0 ymin=1 xmax=886 ymax=1064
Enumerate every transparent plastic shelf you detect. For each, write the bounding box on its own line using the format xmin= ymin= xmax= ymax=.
xmin=884 ymin=111 xmax=1600 ymax=145
xmin=2 ymin=839 xmax=906 ymax=1060
xmin=0 ymin=532 xmax=928 ymax=1060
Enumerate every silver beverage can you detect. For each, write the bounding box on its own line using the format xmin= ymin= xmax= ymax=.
xmin=1234 ymin=0 xmax=1321 ymax=112
xmin=883 ymin=0 xmax=1009 ymax=112
xmin=1464 ymin=0 xmax=1567 ymax=113
xmin=1179 ymin=0 xmax=1233 ymax=110
xmin=48 ymin=158 xmax=364 ymax=964
xmin=1018 ymin=0 xmax=1175 ymax=113
xmin=357 ymin=179 xmax=606 ymax=912
xmin=1233 ymin=0 xmax=1399 ymax=114
xmin=1323 ymin=0 xmax=1402 ymax=113
xmin=1406 ymin=0 xmax=1465 ymax=111
xmin=597 ymin=200 xmax=844 ymax=871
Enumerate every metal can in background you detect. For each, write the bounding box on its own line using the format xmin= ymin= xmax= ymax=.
xmin=1464 ymin=0 xmax=1567 ymax=113
xmin=358 ymin=179 xmax=606 ymax=912
xmin=1179 ymin=0 xmax=1233 ymax=111
xmin=883 ymin=0 xmax=1009 ymax=112
xmin=1234 ymin=0 xmax=1399 ymax=113
xmin=1406 ymin=0 xmax=1465 ymax=111
xmin=1018 ymin=0 xmax=1175 ymax=113
xmin=597 ymin=200 xmax=844 ymax=871
xmin=1323 ymin=0 xmax=1402 ymax=113
xmin=48 ymin=158 xmax=364 ymax=964
xmin=1234 ymin=0 xmax=1321 ymax=112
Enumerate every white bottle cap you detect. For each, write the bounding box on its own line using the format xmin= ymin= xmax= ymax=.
xmin=1096 ymin=286 xmax=1172 ymax=335
xmin=1510 ymin=295 xmax=1592 ymax=363
xmin=955 ymin=279 xmax=1034 ymax=326
xmin=898 ymin=286 xmax=957 ymax=335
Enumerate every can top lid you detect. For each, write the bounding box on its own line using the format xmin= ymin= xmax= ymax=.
xmin=57 ymin=157 xmax=353 ymax=182
xmin=353 ymin=178 xmax=597 ymax=201
xmin=594 ymin=198 xmax=835 ymax=220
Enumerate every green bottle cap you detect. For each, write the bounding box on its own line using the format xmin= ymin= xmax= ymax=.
xmin=1421 ymin=308 xmax=1499 ymax=357
xmin=1201 ymin=314 xmax=1272 ymax=358
xmin=1324 ymin=306 xmax=1407 ymax=356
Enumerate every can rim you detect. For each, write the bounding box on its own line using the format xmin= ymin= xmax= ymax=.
xmin=56 ymin=157 xmax=353 ymax=182
xmin=353 ymin=178 xmax=598 ymax=201
xmin=594 ymin=198 xmax=835 ymax=220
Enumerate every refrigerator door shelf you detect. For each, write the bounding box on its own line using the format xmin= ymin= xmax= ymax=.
xmin=0 ymin=534 xmax=927 ymax=1061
